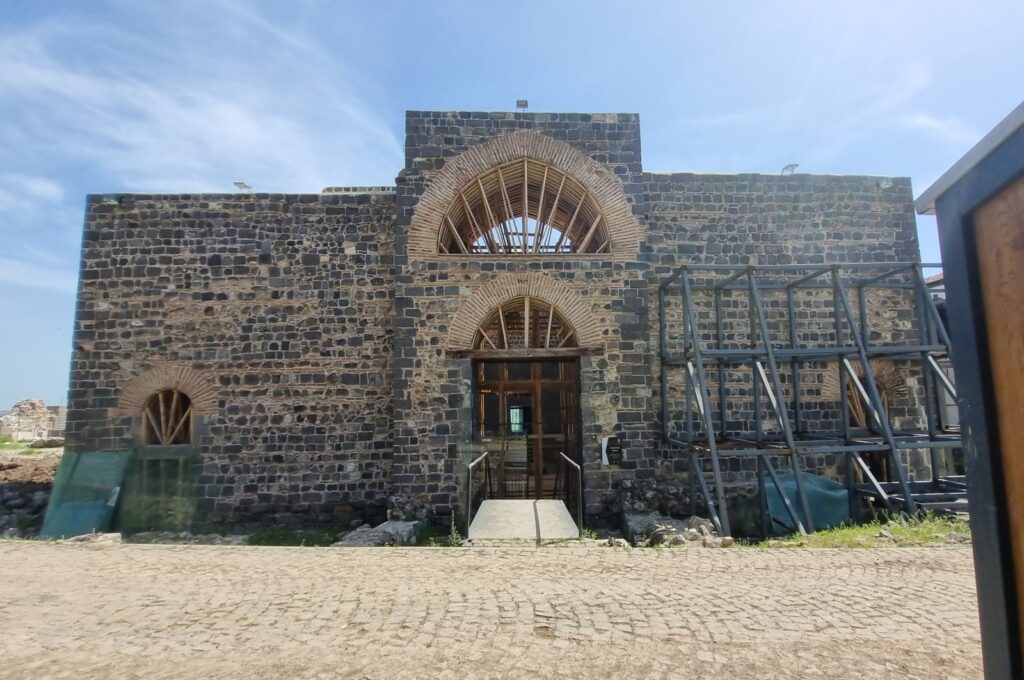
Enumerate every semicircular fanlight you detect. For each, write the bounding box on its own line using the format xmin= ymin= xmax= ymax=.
xmin=439 ymin=159 xmax=609 ymax=255
xmin=474 ymin=296 xmax=578 ymax=349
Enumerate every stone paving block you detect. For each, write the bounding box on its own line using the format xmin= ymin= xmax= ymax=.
xmin=0 ymin=542 xmax=983 ymax=679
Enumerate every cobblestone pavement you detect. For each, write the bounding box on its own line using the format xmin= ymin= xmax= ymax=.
xmin=0 ymin=542 xmax=981 ymax=679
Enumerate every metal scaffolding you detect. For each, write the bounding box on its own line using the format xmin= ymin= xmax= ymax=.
xmin=658 ymin=263 xmax=964 ymax=537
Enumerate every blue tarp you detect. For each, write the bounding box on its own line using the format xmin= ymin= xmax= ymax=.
xmin=40 ymin=451 xmax=132 ymax=539
xmin=765 ymin=472 xmax=850 ymax=534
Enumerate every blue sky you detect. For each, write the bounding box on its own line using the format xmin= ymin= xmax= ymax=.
xmin=0 ymin=0 xmax=1021 ymax=408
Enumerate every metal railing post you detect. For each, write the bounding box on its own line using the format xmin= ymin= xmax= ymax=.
xmin=558 ymin=451 xmax=583 ymax=539
xmin=466 ymin=451 xmax=490 ymax=530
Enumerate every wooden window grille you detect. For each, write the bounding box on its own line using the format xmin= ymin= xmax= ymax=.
xmin=141 ymin=388 xmax=193 ymax=446
xmin=474 ymin=296 xmax=578 ymax=350
xmin=438 ymin=159 xmax=609 ymax=255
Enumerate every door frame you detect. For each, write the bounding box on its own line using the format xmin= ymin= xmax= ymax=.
xmin=471 ymin=357 xmax=582 ymax=499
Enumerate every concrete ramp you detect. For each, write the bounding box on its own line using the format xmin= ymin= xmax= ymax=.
xmin=468 ymin=499 xmax=579 ymax=541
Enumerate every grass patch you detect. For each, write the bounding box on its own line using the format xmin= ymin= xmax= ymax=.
xmin=247 ymin=526 xmax=345 ymax=547
xmin=0 ymin=436 xmax=34 ymax=455
xmin=415 ymin=518 xmax=463 ymax=547
xmin=415 ymin=523 xmax=449 ymax=546
xmin=189 ymin=522 xmax=230 ymax=537
xmin=751 ymin=513 xmax=971 ymax=549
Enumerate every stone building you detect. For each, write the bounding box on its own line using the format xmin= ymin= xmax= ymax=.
xmin=65 ymin=110 xmax=924 ymax=531
xmin=0 ymin=400 xmax=65 ymax=442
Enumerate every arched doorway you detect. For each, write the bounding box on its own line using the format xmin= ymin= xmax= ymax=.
xmin=472 ymin=296 xmax=581 ymax=499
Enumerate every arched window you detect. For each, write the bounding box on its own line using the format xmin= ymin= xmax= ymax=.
xmin=141 ymin=388 xmax=193 ymax=445
xmin=475 ymin=297 xmax=578 ymax=349
xmin=439 ymin=159 xmax=609 ymax=255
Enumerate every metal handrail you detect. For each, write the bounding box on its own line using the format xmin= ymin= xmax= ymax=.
xmin=466 ymin=450 xmax=491 ymax=530
xmin=558 ymin=451 xmax=583 ymax=539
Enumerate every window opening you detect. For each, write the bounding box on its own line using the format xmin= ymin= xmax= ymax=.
xmin=141 ymin=388 xmax=193 ymax=446
xmin=474 ymin=296 xmax=578 ymax=350
xmin=508 ymin=406 xmax=528 ymax=434
xmin=438 ymin=158 xmax=608 ymax=255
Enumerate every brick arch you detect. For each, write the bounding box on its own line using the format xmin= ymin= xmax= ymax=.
xmin=447 ymin=273 xmax=602 ymax=351
xmin=408 ymin=129 xmax=642 ymax=259
xmin=113 ymin=363 xmax=217 ymax=417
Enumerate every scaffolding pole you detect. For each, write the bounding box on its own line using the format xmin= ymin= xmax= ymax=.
xmin=658 ymin=262 xmax=964 ymax=537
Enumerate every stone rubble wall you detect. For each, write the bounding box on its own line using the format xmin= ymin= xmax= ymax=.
xmin=0 ymin=399 xmax=61 ymax=441
xmin=0 ymin=484 xmax=49 ymax=538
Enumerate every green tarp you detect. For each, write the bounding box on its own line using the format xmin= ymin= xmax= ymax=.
xmin=116 ymin=447 xmax=198 ymax=534
xmin=40 ymin=447 xmax=198 ymax=538
xmin=765 ymin=472 xmax=850 ymax=535
xmin=40 ymin=451 xmax=132 ymax=539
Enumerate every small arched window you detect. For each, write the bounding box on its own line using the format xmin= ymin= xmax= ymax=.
xmin=141 ymin=388 xmax=193 ymax=445
xmin=475 ymin=297 xmax=578 ymax=350
xmin=439 ymin=159 xmax=608 ymax=255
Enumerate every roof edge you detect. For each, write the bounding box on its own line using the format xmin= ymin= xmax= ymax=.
xmin=915 ymin=100 xmax=1024 ymax=215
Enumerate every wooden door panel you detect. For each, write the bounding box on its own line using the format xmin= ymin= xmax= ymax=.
xmin=974 ymin=174 xmax=1024 ymax=644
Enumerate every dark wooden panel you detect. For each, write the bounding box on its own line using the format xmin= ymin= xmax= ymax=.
xmin=974 ymin=173 xmax=1024 ymax=656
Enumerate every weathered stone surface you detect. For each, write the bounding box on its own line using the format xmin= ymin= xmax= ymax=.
xmin=127 ymin=531 xmax=248 ymax=545
xmin=29 ymin=491 xmax=49 ymax=510
xmin=29 ymin=437 xmax=65 ymax=449
xmin=336 ymin=520 xmax=420 ymax=547
xmin=622 ymin=512 xmax=663 ymax=543
xmin=0 ymin=478 xmax=51 ymax=538
xmin=65 ymin=533 xmax=122 ymax=544
xmin=1 ymin=399 xmax=60 ymax=441
xmin=624 ymin=512 xmax=718 ymax=546
xmin=3 ymin=496 xmax=26 ymax=510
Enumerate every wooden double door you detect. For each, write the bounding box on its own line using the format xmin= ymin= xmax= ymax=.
xmin=474 ymin=358 xmax=580 ymax=499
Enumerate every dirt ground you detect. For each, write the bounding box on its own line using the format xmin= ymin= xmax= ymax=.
xmin=0 ymin=541 xmax=982 ymax=679
xmin=0 ymin=449 xmax=61 ymax=484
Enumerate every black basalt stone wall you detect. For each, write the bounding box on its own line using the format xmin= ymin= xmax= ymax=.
xmin=64 ymin=110 xmax=923 ymax=529
xmin=67 ymin=191 xmax=396 ymax=524
xmin=389 ymin=112 xmax=651 ymax=521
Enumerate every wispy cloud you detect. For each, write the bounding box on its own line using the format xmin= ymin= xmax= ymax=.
xmin=0 ymin=5 xmax=401 ymax=193
xmin=0 ymin=257 xmax=77 ymax=293
xmin=0 ymin=174 xmax=63 ymax=210
xmin=677 ymin=107 xmax=779 ymax=130
xmin=0 ymin=2 xmax=401 ymax=296
xmin=797 ymin=60 xmax=935 ymax=167
xmin=900 ymin=113 xmax=979 ymax=146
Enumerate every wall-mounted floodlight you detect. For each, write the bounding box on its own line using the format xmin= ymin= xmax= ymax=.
xmin=233 ymin=181 xmax=252 ymax=193
xmin=781 ymin=163 xmax=799 ymax=175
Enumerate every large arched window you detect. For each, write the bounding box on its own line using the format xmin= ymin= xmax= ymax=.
xmin=475 ymin=297 xmax=578 ymax=350
xmin=141 ymin=388 xmax=193 ymax=445
xmin=439 ymin=159 xmax=609 ymax=255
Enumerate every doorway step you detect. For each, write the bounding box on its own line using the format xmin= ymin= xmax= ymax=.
xmin=468 ymin=499 xmax=579 ymax=541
